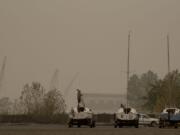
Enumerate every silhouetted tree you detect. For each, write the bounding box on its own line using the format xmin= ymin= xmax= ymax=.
xmin=128 ymin=70 xmax=158 ymax=111
xmin=20 ymin=82 xmax=45 ymax=115
xmin=144 ymin=70 xmax=180 ymax=112
xmin=43 ymin=89 xmax=66 ymax=116
xmin=0 ymin=97 xmax=12 ymax=114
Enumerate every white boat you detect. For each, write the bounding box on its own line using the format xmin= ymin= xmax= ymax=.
xmin=114 ymin=106 xmax=139 ymax=128
xmin=68 ymin=89 xmax=95 ymax=128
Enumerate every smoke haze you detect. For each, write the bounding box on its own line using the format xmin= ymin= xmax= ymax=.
xmin=0 ymin=0 xmax=180 ymax=100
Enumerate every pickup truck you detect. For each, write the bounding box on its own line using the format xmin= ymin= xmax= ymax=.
xmin=138 ymin=113 xmax=159 ymax=127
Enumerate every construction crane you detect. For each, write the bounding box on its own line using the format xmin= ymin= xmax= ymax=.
xmin=0 ymin=56 xmax=7 ymax=92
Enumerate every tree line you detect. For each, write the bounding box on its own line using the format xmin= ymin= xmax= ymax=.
xmin=0 ymin=82 xmax=66 ymax=116
xmin=0 ymin=70 xmax=180 ymax=116
xmin=128 ymin=70 xmax=180 ymax=113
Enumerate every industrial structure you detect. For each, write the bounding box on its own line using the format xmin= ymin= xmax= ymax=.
xmin=83 ymin=93 xmax=125 ymax=114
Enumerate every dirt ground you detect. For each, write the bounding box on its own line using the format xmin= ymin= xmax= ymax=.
xmin=0 ymin=124 xmax=179 ymax=135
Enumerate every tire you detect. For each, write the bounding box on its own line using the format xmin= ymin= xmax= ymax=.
xmin=89 ymin=120 xmax=95 ymax=128
xmin=151 ymin=121 xmax=157 ymax=127
xmin=135 ymin=120 xmax=139 ymax=128
xmin=93 ymin=122 xmax=96 ymax=128
xmin=118 ymin=125 xmax=122 ymax=128
xmin=89 ymin=122 xmax=93 ymax=128
xmin=68 ymin=124 xmax=72 ymax=128
xmin=114 ymin=124 xmax=117 ymax=128
xmin=68 ymin=119 xmax=73 ymax=128
xmin=174 ymin=124 xmax=178 ymax=129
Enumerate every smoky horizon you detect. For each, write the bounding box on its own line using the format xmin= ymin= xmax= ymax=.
xmin=0 ymin=0 xmax=180 ymax=103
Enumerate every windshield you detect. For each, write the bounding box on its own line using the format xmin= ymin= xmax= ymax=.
xmin=166 ymin=109 xmax=176 ymax=114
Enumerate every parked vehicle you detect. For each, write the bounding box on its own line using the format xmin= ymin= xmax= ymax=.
xmin=138 ymin=113 xmax=159 ymax=127
xmin=159 ymin=108 xmax=180 ymax=128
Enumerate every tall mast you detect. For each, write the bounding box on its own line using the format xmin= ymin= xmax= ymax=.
xmin=167 ymin=34 xmax=170 ymax=73
xmin=127 ymin=31 xmax=131 ymax=106
xmin=167 ymin=34 xmax=171 ymax=106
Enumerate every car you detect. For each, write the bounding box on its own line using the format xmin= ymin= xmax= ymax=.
xmin=138 ymin=113 xmax=159 ymax=127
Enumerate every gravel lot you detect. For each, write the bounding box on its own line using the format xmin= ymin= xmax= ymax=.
xmin=0 ymin=124 xmax=179 ymax=135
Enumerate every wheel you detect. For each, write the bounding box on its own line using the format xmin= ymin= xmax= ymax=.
xmin=68 ymin=123 xmax=72 ymax=128
xmin=68 ymin=124 xmax=72 ymax=128
xmin=151 ymin=121 xmax=157 ymax=127
xmin=89 ymin=122 xmax=93 ymax=128
xmin=114 ymin=124 xmax=117 ymax=128
xmin=174 ymin=123 xmax=178 ymax=129
xmin=68 ymin=119 xmax=73 ymax=128
xmin=90 ymin=125 xmax=93 ymax=128
xmin=92 ymin=121 xmax=96 ymax=128
xmin=135 ymin=120 xmax=139 ymax=128
xmin=118 ymin=125 xmax=122 ymax=128
xmin=89 ymin=120 xmax=95 ymax=128
xmin=77 ymin=124 xmax=81 ymax=128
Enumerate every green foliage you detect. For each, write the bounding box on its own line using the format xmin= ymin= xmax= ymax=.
xmin=18 ymin=82 xmax=66 ymax=116
xmin=20 ymin=82 xmax=45 ymax=115
xmin=43 ymin=89 xmax=66 ymax=116
xmin=144 ymin=70 xmax=180 ymax=112
xmin=128 ymin=70 xmax=180 ymax=113
xmin=128 ymin=70 xmax=158 ymax=111
xmin=0 ymin=97 xmax=12 ymax=114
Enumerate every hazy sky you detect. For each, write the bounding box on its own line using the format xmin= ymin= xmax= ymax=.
xmin=0 ymin=0 xmax=180 ymax=99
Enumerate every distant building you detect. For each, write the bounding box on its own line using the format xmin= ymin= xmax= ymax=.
xmin=83 ymin=93 xmax=126 ymax=114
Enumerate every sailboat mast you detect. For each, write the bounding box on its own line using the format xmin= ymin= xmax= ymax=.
xmin=167 ymin=34 xmax=172 ymax=106
xmin=167 ymin=34 xmax=170 ymax=74
xmin=127 ymin=31 xmax=131 ymax=106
